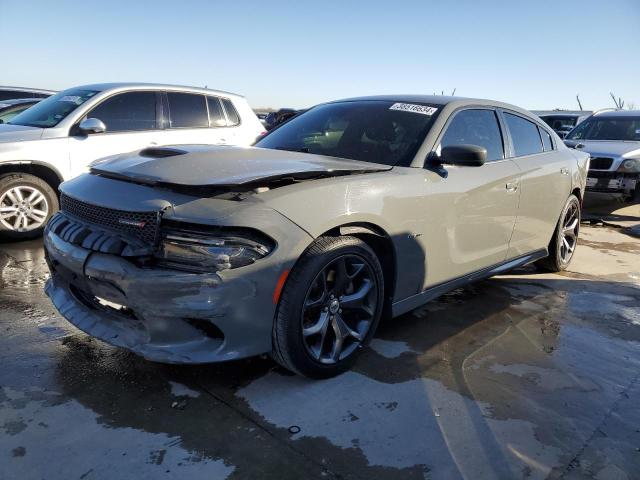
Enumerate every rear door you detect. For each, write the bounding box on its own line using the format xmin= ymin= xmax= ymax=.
xmin=68 ymin=91 xmax=161 ymax=177
xmin=161 ymin=92 xmax=230 ymax=145
xmin=501 ymin=111 xmax=571 ymax=257
xmin=419 ymin=108 xmax=521 ymax=287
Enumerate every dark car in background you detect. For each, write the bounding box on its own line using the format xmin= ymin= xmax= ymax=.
xmin=565 ymin=110 xmax=640 ymax=202
xmin=0 ymin=98 xmax=42 ymax=124
xmin=0 ymin=86 xmax=55 ymax=101
xmin=537 ymin=112 xmax=590 ymax=138
xmin=264 ymin=108 xmax=305 ymax=130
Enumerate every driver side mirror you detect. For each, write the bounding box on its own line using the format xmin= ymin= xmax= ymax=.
xmin=440 ymin=144 xmax=486 ymax=167
xmin=78 ymin=117 xmax=106 ymax=134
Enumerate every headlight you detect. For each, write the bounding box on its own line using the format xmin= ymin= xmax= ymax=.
xmin=618 ymin=158 xmax=640 ymax=173
xmin=156 ymin=230 xmax=273 ymax=273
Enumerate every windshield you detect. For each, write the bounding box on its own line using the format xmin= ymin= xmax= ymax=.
xmin=9 ymin=89 xmax=99 ymax=128
xmin=255 ymin=100 xmax=441 ymax=166
xmin=567 ymin=116 xmax=640 ymax=141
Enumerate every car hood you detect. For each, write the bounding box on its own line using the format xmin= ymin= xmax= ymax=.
xmin=91 ymin=145 xmax=392 ymax=188
xmin=0 ymin=124 xmax=44 ymax=143
xmin=564 ymin=139 xmax=640 ymax=158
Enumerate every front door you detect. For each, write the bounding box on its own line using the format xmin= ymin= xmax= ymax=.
xmin=418 ymin=108 xmax=521 ymax=287
xmin=68 ymin=91 xmax=161 ymax=178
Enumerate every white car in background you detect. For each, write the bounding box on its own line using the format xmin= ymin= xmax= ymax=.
xmin=0 ymin=83 xmax=265 ymax=239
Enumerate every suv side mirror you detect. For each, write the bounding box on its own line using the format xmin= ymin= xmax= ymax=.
xmin=78 ymin=118 xmax=106 ymax=134
xmin=440 ymin=144 xmax=486 ymax=167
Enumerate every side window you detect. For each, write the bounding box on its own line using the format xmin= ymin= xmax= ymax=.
xmin=539 ymin=126 xmax=553 ymax=151
xmin=88 ymin=91 xmax=157 ymax=132
xmin=207 ymin=97 xmax=227 ymax=127
xmin=221 ymin=98 xmax=240 ymax=126
xmin=440 ymin=109 xmax=504 ymax=161
xmin=504 ymin=113 xmax=543 ymax=156
xmin=167 ymin=92 xmax=208 ymax=128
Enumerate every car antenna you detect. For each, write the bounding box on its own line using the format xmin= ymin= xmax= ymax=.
xmin=576 ymin=94 xmax=583 ymax=111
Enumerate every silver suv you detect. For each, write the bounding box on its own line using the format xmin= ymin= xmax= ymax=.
xmin=565 ymin=110 xmax=640 ymax=201
xmin=0 ymin=83 xmax=265 ymax=239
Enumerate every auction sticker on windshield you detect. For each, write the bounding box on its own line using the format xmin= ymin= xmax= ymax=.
xmin=389 ymin=103 xmax=438 ymax=115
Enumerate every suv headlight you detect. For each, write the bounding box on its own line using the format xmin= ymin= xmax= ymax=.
xmin=156 ymin=230 xmax=274 ymax=273
xmin=618 ymin=158 xmax=640 ymax=173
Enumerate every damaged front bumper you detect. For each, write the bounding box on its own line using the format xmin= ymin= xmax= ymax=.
xmin=44 ymin=226 xmax=281 ymax=364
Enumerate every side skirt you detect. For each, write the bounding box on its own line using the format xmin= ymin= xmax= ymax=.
xmin=391 ymin=249 xmax=548 ymax=317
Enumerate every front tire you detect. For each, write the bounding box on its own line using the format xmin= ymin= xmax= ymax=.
xmin=0 ymin=173 xmax=58 ymax=241
xmin=536 ymin=194 xmax=581 ymax=272
xmin=272 ymin=235 xmax=384 ymax=378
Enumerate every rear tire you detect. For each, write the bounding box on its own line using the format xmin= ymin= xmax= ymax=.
xmin=0 ymin=173 xmax=58 ymax=241
xmin=535 ymin=194 xmax=581 ymax=272
xmin=272 ymin=235 xmax=384 ymax=378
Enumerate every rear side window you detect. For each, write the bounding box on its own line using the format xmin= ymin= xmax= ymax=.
xmin=539 ymin=127 xmax=553 ymax=151
xmin=504 ymin=113 xmax=543 ymax=157
xmin=167 ymin=92 xmax=208 ymax=128
xmin=89 ymin=91 xmax=157 ymax=132
xmin=440 ymin=109 xmax=504 ymax=162
xmin=221 ymin=98 xmax=240 ymax=126
xmin=207 ymin=97 xmax=226 ymax=127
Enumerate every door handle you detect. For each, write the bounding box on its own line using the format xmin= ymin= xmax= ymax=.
xmin=506 ymin=182 xmax=519 ymax=192
xmin=560 ymin=167 xmax=570 ymax=175
xmin=149 ymin=141 xmax=158 ymax=146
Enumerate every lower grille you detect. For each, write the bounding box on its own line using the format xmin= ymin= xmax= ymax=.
xmin=60 ymin=194 xmax=160 ymax=245
xmin=589 ymin=157 xmax=614 ymax=170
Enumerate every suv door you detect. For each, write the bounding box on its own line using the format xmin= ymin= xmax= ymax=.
xmin=68 ymin=91 xmax=161 ymax=177
xmin=419 ymin=108 xmax=521 ymax=287
xmin=161 ymin=92 xmax=231 ymax=145
xmin=502 ymin=111 xmax=571 ymax=257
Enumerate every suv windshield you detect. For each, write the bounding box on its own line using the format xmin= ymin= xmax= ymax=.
xmin=9 ymin=89 xmax=99 ymax=128
xmin=567 ymin=116 xmax=640 ymax=141
xmin=255 ymin=100 xmax=441 ymax=166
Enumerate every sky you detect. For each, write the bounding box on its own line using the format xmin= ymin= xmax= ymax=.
xmin=1 ymin=0 xmax=639 ymax=111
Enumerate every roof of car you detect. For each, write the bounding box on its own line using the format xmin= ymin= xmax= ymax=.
xmin=535 ymin=112 xmax=589 ymax=118
xmin=70 ymin=82 xmax=244 ymax=99
xmin=326 ymin=95 xmax=537 ymax=118
xmin=331 ymin=94 xmax=458 ymax=106
xmin=0 ymin=86 xmax=56 ymax=94
xmin=592 ymin=109 xmax=640 ymax=118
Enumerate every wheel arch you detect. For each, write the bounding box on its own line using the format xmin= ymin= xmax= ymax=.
xmin=321 ymin=222 xmax=397 ymax=318
xmin=0 ymin=161 xmax=63 ymax=195
xmin=571 ymin=187 xmax=582 ymax=204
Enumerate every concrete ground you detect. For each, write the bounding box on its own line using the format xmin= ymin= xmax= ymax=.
xmin=1 ymin=200 xmax=639 ymax=480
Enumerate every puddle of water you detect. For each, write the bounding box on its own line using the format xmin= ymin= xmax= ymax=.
xmin=238 ymin=371 xmax=562 ymax=479
xmin=0 ymin=386 xmax=234 ymax=480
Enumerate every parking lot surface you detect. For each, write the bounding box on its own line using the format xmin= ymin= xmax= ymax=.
xmin=1 ymin=203 xmax=639 ymax=480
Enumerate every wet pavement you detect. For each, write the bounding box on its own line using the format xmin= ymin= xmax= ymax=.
xmin=1 ymin=204 xmax=639 ymax=479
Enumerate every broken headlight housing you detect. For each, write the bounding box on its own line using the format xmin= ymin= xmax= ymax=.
xmin=156 ymin=229 xmax=273 ymax=273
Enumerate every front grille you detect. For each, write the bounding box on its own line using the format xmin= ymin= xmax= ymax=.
xmin=60 ymin=193 xmax=160 ymax=245
xmin=589 ymin=157 xmax=614 ymax=170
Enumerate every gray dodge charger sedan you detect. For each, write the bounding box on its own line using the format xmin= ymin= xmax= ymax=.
xmin=44 ymin=96 xmax=589 ymax=377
